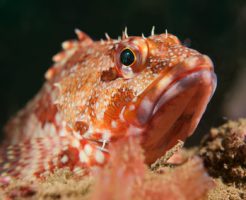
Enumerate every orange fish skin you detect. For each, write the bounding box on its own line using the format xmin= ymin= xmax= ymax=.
xmin=0 ymin=29 xmax=216 ymax=180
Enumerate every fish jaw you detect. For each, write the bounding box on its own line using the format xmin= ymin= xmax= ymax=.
xmin=124 ymin=55 xmax=217 ymax=164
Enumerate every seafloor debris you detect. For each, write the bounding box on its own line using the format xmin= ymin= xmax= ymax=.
xmin=199 ymin=119 xmax=246 ymax=200
xmin=150 ymin=140 xmax=184 ymax=171
xmin=199 ymin=119 xmax=246 ymax=186
xmin=207 ymin=179 xmax=245 ymax=200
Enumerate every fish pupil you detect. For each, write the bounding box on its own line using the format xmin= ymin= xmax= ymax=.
xmin=120 ymin=49 xmax=135 ymax=66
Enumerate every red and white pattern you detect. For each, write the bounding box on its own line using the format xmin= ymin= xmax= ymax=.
xmin=0 ymin=29 xmax=216 ymax=180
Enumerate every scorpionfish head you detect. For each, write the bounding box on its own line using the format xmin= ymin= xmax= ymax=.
xmin=52 ymin=32 xmax=217 ymax=163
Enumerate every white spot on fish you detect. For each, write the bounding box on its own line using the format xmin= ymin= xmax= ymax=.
xmin=129 ymin=104 xmax=135 ymax=111
xmin=95 ymin=150 xmax=105 ymax=164
xmin=72 ymin=139 xmax=80 ymax=148
xmin=84 ymin=144 xmax=93 ymax=156
xmin=119 ymin=106 xmax=126 ymax=122
xmin=61 ymin=155 xmax=68 ymax=164
xmin=102 ymin=130 xmax=111 ymax=140
xmin=111 ymin=120 xmax=117 ymax=128
xmin=79 ymin=151 xmax=89 ymax=163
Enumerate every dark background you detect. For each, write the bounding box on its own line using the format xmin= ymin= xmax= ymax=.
xmin=0 ymin=0 xmax=245 ymax=145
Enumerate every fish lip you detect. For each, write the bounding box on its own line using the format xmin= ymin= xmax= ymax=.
xmin=152 ymin=69 xmax=217 ymax=118
xmin=134 ymin=55 xmax=217 ymax=164
xmin=141 ymin=69 xmax=216 ymax=163
xmin=135 ymin=55 xmax=217 ymax=126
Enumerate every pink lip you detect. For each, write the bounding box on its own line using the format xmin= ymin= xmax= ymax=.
xmin=152 ymin=69 xmax=217 ymax=119
xmin=124 ymin=55 xmax=217 ymax=164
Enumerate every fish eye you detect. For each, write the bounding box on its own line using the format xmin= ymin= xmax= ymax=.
xmin=114 ymin=37 xmax=148 ymax=79
xmin=120 ymin=48 xmax=136 ymax=66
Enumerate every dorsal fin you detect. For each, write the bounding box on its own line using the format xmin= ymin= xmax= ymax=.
xmin=75 ymin=29 xmax=93 ymax=45
xmin=52 ymin=29 xmax=93 ymax=63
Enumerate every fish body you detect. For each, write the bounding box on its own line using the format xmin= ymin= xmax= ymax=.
xmin=0 ymin=30 xmax=216 ymax=180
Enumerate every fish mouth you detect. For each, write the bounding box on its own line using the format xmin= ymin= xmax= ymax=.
xmin=124 ymin=55 xmax=217 ymax=164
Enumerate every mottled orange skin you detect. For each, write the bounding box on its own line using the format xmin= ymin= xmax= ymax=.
xmin=0 ymin=30 xmax=216 ymax=180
